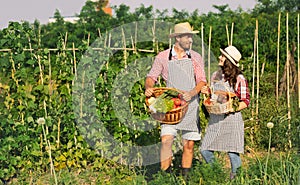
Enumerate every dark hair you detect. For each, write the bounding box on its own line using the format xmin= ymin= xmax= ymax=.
xmin=221 ymin=59 xmax=243 ymax=88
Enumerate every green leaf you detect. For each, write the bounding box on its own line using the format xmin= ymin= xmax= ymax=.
xmin=27 ymin=116 xmax=34 ymax=123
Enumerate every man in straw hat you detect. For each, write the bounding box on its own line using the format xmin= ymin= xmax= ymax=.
xmin=145 ymin=22 xmax=207 ymax=177
xmin=200 ymin=45 xmax=250 ymax=180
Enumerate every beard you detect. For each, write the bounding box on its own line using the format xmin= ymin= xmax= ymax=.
xmin=179 ymin=42 xmax=191 ymax=51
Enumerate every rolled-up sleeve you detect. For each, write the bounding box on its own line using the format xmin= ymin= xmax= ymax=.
xmin=236 ymin=75 xmax=250 ymax=106
xmin=147 ymin=57 xmax=162 ymax=82
xmin=147 ymin=50 xmax=169 ymax=82
xmin=191 ymin=51 xmax=207 ymax=84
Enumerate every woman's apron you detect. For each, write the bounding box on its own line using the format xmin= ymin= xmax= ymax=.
xmin=201 ymin=79 xmax=244 ymax=153
xmin=162 ymin=58 xmax=200 ymax=132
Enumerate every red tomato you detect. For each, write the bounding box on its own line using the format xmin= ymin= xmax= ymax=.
xmin=174 ymin=98 xmax=181 ymax=106
xmin=204 ymin=98 xmax=212 ymax=105
xmin=181 ymin=99 xmax=187 ymax=106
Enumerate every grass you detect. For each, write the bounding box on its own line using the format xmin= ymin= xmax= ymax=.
xmin=3 ymin=151 xmax=300 ymax=185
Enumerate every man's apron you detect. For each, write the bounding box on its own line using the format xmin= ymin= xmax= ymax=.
xmin=163 ymin=58 xmax=200 ymax=132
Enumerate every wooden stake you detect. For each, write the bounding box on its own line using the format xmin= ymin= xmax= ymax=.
xmin=104 ymin=30 xmax=107 ymax=47
xmin=64 ymin=32 xmax=68 ymax=50
xmin=256 ymin=20 xmax=260 ymax=123
xmin=201 ymin=23 xmax=204 ymax=65
xmin=286 ymin=13 xmax=292 ymax=149
xmin=226 ymin=24 xmax=230 ymax=46
xmin=208 ymin=26 xmax=212 ymax=85
xmin=72 ymin=42 xmax=77 ymax=80
xmin=134 ymin=22 xmax=138 ymax=53
xmin=135 ymin=22 xmax=137 ymax=48
xmin=38 ymin=26 xmax=41 ymax=47
xmin=37 ymin=54 xmax=44 ymax=85
xmin=152 ymin=20 xmax=156 ymax=52
xmin=98 ymin=28 xmax=102 ymax=39
xmin=109 ymin=31 xmax=112 ymax=48
xmin=28 ymin=36 xmax=33 ymax=57
xmin=48 ymin=52 xmax=53 ymax=96
xmin=252 ymin=26 xmax=257 ymax=120
xmin=297 ymin=14 xmax=300 ymax=108
xmin=169 ymin=28 xmax=172 ymax=49
xmin=230 ymin=22 xmax=234 ymax=45
xmin=276 ymin=13 xmax=281 ymax=105
xmin=121 ymin=27 xmax=127 ymax=68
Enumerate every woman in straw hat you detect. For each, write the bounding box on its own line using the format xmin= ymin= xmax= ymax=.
xmin=200 ymin=45 xmax=250 ymax=180
xmin=145 ymin=22 xmax=207 ymax=177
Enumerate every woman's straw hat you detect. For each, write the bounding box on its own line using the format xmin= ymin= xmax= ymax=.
xmin=220 ymin=45 xmax=242 ymax=67
xmin=169 ymin=22 xmax=199 ymax=38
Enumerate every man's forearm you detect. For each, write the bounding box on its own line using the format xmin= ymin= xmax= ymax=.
xmin=191 ymin=81 xmax=206 ymax=97
xmin=145 ymin=77 xmax=155 ymax=89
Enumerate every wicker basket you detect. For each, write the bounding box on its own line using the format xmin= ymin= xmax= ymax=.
xmin=203 ymin=91 xmax=236 ymax=115
xmin=145 ymin=87 xmax=189 ymax=124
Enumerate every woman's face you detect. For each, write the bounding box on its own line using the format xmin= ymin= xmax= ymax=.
xmin=218 ymin=54 xmax=226 ymax=66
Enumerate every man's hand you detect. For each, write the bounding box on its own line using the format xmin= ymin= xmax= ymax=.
xmin=145 ymin=77 xmax=155 ymax=97
xmin=145 ymin=88 xmax=154 ymax=97
xmin=201 ymin=86 xmax=211 ymax=95
xmin=182 ymin=92 xmax=192 ymax=101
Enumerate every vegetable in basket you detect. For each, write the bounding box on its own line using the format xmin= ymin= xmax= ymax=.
xmin=148 ymin=89 xmax=184 ymax=113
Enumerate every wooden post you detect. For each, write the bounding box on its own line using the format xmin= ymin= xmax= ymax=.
xmin=226 ymin=24 xmax=230 ymax=46
xmin=201 ymin=23 xmax=204 ymax=66
xmin=37 ymin=54 xmax=44 ymax=85
xmin=9 ymin=52 xmax=18 ymax=87
xmin=134 ymin=22 xmax=138 ymax=53
xmin=135 ymin=22 xmax=137 ymax=48
xmin=230 ymin=22 xmax=234 ymax=45
xmin=276 ymin=13 xmax=281 ymax=105
xmin=252 ymin=26 xmax=257 ymax=120
xmin=98 ymin=28 xmax=102 ymax=39
xmin=286 ymin=13 xmax=292 ymax=149
xmin=256 ymin=20 xmax=260 ymax=123
xmin=121 ymin=27 xmax=127 ymax=68
xmin=208 ymin=26 xmax=212 ymax=85
xmin=104 ymin=30 xmax=108 ymax=48
xmin=169 ymin=28 xmax=172 ymax=49
xmin=72 ymin=43 xmax=77 ymax=80
xmin=64 ymin=32 xmax=68 ymax=50
xmin=28 ymin=36 xmax=33 ymax=57
xmin=297 ymin=14 xmax=300 ymax=108
xmin=152 ymin=20 xmax=156 ymax=52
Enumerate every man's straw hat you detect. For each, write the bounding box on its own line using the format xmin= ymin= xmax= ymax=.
xmin=169 ymin=22 xmax=199 ymax=38
xmin=220 ymin=45 xmax=242 ymax=67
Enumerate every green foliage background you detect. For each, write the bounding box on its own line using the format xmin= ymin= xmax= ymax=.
xmin=0 ymin=0 xmax=299 ymax=184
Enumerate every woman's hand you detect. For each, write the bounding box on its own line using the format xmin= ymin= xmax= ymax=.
xmin=201 ymin=86 xmax=211 ymax=95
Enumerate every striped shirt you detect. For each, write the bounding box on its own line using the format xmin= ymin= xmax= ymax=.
xmin=147 ymin=47 xmax=207 ymax=84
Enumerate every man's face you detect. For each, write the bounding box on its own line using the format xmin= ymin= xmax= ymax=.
xmin=177 ymin=34 xmax=193 ymax=50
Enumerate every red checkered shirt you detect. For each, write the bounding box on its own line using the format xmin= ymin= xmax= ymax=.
xmin=147 ymin=48 xmax=207 ymax=84
xmin=235 ymin=74 xmax=250 ymax=106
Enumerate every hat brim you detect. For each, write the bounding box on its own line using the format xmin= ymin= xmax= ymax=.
xmin=220 ymin=48 xmax=239 ymax=67
xmin=169 ymin=30 xmax=199 ymax=38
